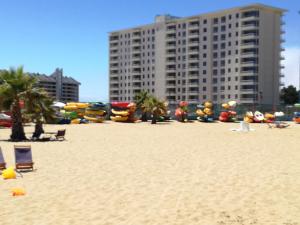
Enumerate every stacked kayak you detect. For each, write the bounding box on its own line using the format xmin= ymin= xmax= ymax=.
xmin=110 ymin=102 xmax=136 ymax=122
xmin=62 ymin=102 xmax=90 ymax=124
xmin=84 ymin=102 xmax=107 ymax=123
xmin=196 ymin=101 xmax=214 ymax=122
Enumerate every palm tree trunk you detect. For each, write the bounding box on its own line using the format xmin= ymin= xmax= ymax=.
xmin=151 ymin=113 xmax=157 ymax=124
xmin=141 ymin=112 xmax=147 ymax=122
xmin=32 ymin=120 xmax=44 ymax=139
xmin=10 ymin=100 xmax=26 ymax=141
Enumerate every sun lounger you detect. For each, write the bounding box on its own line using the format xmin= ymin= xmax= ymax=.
xmin=0 ymin=147 xmax=6 ymax=170
xmin=55 ymin=129 xmax=66 ymax=141
xmin=14 ymin=145 xmax=34 ymax=171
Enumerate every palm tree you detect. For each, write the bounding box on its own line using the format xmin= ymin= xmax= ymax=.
xmin=0 ymin=67 xmax=36 ymax=141
xmin=134 ymin=90 xmax=150 ymax=122
xmin=24 ymin=88 xmax=55 ymax=139
xmin=142 ymin=95 xmax=167 ymax=124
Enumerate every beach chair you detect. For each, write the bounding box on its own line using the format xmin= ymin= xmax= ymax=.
xmin=14 ymin=145 xmax=34 ymax=171
xmin=0 ymin=147 xmax=6 ymax=170
xmin=55 ymin=129 xmax=66 ymax=141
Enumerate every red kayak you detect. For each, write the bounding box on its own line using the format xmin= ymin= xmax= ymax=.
xmin=111 ymin=102 xmax=130 ymax=108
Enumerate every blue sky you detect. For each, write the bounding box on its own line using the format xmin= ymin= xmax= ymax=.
xmin=0 ymin=0 xmax=299 ymax=102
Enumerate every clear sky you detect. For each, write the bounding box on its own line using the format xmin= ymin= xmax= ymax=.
xmin=0 ymin=0 xmax=299 ymax=102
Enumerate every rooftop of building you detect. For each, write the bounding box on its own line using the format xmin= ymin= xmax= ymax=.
xmin=109 ymin=3 xmax=287 ymax=34
xmin=0 ymin=68 xmax=80 ymax=85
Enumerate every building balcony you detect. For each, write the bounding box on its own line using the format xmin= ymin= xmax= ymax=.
xmin=241 ymin=16 xmax=259 ymax=21
xmin=166 ymin=60 xmax=176 ymax=65
xmin=240 ymin=88 xmax=257 ymax=94
xmin=110 ymin=86 xmax=119 ymax=90
xmin=132 ymin=75 xmax=141 ymax=80
xmin=188 ymin=32 xmax=199 ymax=38
xmin=280 ymin=82 xmax=285 ymax=86
xmin=166 ymin=74 xmax=176 ymax=80
xmin=166 ymin=91 xmax=176 ymax=96
xmin=110 ymin=57 xmax=119 ymax=63
xmin=188 ymin=66 xmax=199 ymax=71
xmin=188 ymin=49 xmax=199 ymax=54
xmin=188 ymin=82 xmax=199 ymax=87
xmin=241 ymin=52 xmax=258 ymax=57
xmin=241 ymin=43 xmax=258 ymax=49
xmin=241 ymin=24 xmax=259 ymax=30
xmin=188 ymin=73 xmax=199 ymax=78
xmin=110 ymin=44 xmax=118 ymax=50
xmin=166 ymin=51 xmax=176 ymax=56
xmin=110 ymin=64 xmax=119 ymax=68
xmin=240 ymin=79 xmax=258 ymax=84
xmin=189 ymin=57 xmax=199 ymax=62
xmin=132 ymin=63 xmax=141 ymax=68
xmin=240 ymin=62 xmax=258 ymax=67
xmin=166 ymin=28 xmax=176 ymax=34
xmin=110 ymin=51 xmax=118 ymax=56
xmin=241 ymin=33 xmax=259 ymax=39
xmin=109 ymin=38 xmax=119 ymax=44
xmin=132 ymin=47 xmax=141 ymax=52
xmin=166 ymin=68 xmax=176 ymax=73
xmin=166 ymin=35 xmax=176 ymax=40
xmin=166 ymin=44 xmax=176 ymax=49
xmin=188 ymin=41 xmax=200 ymax=46
xmin=166 ymin=82 xmax=176 ymax=87
xmin=110 ymin=79 xmax=119 ymax=84
xmin=132 ymin=41 xmax=141 ymax=47
xmin=110 ymin=93 xmax=119 ymax=98
xmin=240 ymin=98 xmax=257 ymax=104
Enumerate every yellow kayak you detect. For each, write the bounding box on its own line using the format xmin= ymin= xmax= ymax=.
xmin=111 ymin=109 xmax=129 ymax=116
xmin=64 ymin=105 xmax=78 ymax=110
xmin=110 ymin=116 xmax=128 ymax=122
xmin=84 ymin=116 xmax=105 ymax=123
xmin=85 ymin=110 xmax=106 ymax=116
xmin=71 ymin=119 xmax=81 ymax=124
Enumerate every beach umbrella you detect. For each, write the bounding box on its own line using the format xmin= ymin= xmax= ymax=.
xmin=52 ymin=102 xmax=66 ymax=108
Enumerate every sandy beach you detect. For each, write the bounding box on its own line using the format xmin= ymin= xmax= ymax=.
xmin=1 ymin=121 xmax=300 ymax=225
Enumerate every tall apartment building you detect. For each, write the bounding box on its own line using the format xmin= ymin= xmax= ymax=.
xmin=109 ymin=4 xmax=285 ymax=105
xmin=31 ymin=68 xmax=80 ymax=102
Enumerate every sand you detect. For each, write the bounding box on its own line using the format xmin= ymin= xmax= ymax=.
xmin=0 ymin=121 xmax=300 ymax=225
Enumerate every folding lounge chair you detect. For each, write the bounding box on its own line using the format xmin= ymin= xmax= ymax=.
xmin=14 ymin=145 xmax=34 ymax=171
xmin=0 ymin=147 xmax=6 ymax=170
xmin=55 ymin=129 xmax=66 ymax=141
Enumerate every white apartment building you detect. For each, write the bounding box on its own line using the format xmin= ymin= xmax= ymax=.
xmin=109 ymin=4 xmax=285 ymax=105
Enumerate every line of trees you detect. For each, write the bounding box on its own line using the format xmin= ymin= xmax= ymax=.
xmin=0 ymin=66 xmax=55 ymax=141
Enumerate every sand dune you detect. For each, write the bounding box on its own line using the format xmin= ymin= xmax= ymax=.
xmin=1 ymin=121 xmax=300 ymax=225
